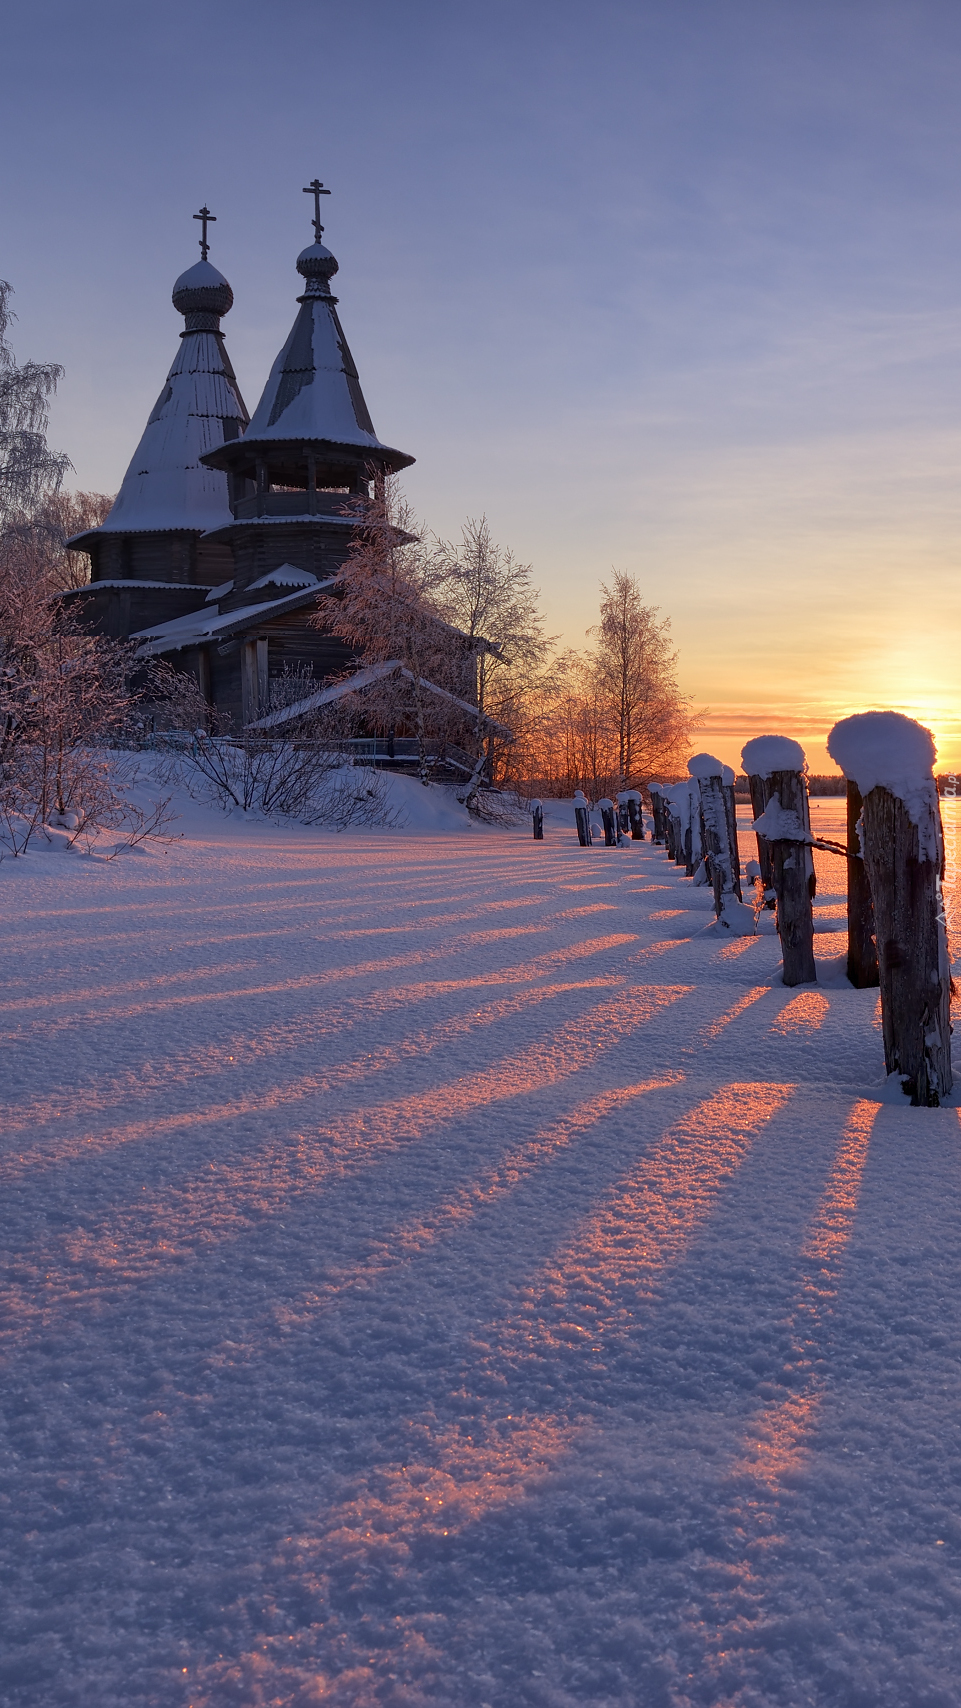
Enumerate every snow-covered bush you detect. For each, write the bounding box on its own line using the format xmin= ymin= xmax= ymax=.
xmin=165 ymin=734 xmax=404 ymax=829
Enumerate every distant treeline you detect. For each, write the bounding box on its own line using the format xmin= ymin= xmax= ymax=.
xmin=731 ymin=773 xmax=961 ymax=798
xmin=732 ymin=773 xmax=846 ymax=797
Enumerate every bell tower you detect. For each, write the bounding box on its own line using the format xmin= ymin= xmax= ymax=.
xmin=199 ymin=180 xmax=414 ymax=611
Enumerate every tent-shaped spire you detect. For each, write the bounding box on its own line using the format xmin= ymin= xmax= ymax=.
xmin=72 ymin=254 xmax=249 ymax=545
xmin=203 ymin=219 xmax=412 ymax=482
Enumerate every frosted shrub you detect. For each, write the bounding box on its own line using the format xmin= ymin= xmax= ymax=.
xmin=171 ymin=735 xmax=404 ymax=829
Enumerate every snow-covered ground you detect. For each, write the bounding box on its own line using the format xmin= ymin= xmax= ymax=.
xmin=3 ymin=782 xmax=961 ymax=1707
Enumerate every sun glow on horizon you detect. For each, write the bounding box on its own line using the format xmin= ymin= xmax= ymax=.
xmin=694 ymin=693 xmax=961 ymax=775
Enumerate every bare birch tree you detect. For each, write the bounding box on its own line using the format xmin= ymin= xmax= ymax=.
xmin=0 ymin=282 xmax=164 ymax=854
xmin=0 ymin=281 xmax=71 ymax=528
xmin=589 ymin=571 xmax=692 ymax=788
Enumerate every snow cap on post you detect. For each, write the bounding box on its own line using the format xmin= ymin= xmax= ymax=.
xmin=741 ymin=735 xmax=806 ymax=777
xmin=648 ymin=781 xmax=663 ymax=795
xmin=827 ymin=711 xmax=936 ymax=797
xmin=687 ymin=752 xmax=724 ymax=779
xmin=573 ymin=789 xmax=588 ymax=804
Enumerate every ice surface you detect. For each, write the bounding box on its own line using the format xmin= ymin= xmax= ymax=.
xmin=2 ymin=775 xmax=961 ymax=1706
xmin=741 ymin=734 xmax=807 ymax=776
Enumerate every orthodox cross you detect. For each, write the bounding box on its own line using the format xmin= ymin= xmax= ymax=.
xmin=303 ymin=178 xmax=331 ymax=244
xmin=193 ymin=205 xmax=216 ymax=261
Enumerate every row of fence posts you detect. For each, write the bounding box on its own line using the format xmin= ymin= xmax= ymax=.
xmin=643 ymin=713 xmax=952 ymax=1108
xmin=568 ymin=790 xmax=644 ymax=848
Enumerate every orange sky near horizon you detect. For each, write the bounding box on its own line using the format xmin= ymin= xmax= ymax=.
xmin=692 ymin=696 xmax=961 ymax=778
xmin=543 ymin=425 xmax=961 ymax=782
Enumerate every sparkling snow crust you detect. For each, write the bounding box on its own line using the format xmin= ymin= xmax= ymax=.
xmin=3 ymin=782 xmax=961 ymax=1706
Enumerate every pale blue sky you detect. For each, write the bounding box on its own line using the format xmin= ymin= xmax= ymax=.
xmin=5 ymin=0 xmax=961 ymax=765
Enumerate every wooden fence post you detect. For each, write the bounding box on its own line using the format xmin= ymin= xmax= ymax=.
xmin=597 ymin=798 xmax=618 ymax=847
xmin=666 ymin=786 xmax=687 ymax=867
xmin=828 ymin=712 xmax=951 ymax=1105
xmin=722 ymin=769 xmax=742 ymax=899
xmin=573 ymin=789 xmax=592 ymax=847
xmin=668 ymin=781 xmax=699 ymax=875
xmin=531 ymin=799 xmax=544 ymax=841
xmin=620 ymin=790 xmax=644 ymax=839
xmin=689 ymin=754 xmax=753 ymax=930
xmin=744 ymin=777 xmax=776 ymax=905
xmin=648 ymin=783 xmax=664 ymax=845
xmin=741 ymin=736 xmax=816 ymax=986
xmin=685 ymin=779 xmax=703 ymax=878
xmin=844 ymin=780 xmax=878 ymax=988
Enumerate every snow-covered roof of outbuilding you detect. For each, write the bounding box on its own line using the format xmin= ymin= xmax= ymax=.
xmin=131 ymin=578 xmax=336 ymax=656
xmin=249 ymin=659 xmax=513 ymax=738
xmin=68 ymin=257 xmax=249 ymax=549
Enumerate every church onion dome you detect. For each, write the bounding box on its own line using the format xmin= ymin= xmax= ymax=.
xmin=68 ymin=245 xmax=249 ymax=548
xmin=172 ymin=258 xmax=234 ymax=330
xmin=202 ymin=224 xmax=413 ymax=479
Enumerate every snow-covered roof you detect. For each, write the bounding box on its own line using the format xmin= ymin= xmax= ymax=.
xmin=131 ymin=578 xmax=336 ymax=657
xmin=249 ymin=659 xmax=512 ymax=738
xmin=238 ymin=240 xmax=413 ymax=467
xmin=247 ymin=564 xmax=319 ymax=591
xmin=68 ymin=261 xmax=249 ymax=547
xmin=57 ymin=580 xmax=217 ymax=597
xmin=200 ymin=512 xmax=366 ymax=541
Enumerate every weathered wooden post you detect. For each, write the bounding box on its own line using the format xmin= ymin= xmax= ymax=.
xmin=844 ymin=779 xmax=879 ymax=988
xmin=616 ymin=793 xmax=631 ymax=836
xmin=665 ymin=785 xmax=685 ymax=866
xmin=722 ymin=766 xmax=741 ymax=896
xmin=742 ymin=754 xmax=777 ymax=908
xmin=531 ymin=798 xmax=544 ymax=840
xmin=625 ymin=790 xmax=644 ymax=840
xmin=828 ymin=712 xmax=951 ymax=1105
xmin=597 ymin=798 xmax=618 ymax=847
xmin=666 ymin=784 xmax=690 ymax=871
xmin=741 ymin=736 xmax=817 ymax=986
xmin=685 ymin=779 xmax=703 ymax=878
xmin=573 ymin=789 xmax=592 ymax=847
xmin=648 ymin=783 xmax=665 ymax=845
xmin=689 ymin=754 xmax=754 ymax=932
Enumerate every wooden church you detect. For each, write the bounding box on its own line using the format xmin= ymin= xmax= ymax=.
xmin=64 ymin=187 xmax=427 ymax=731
